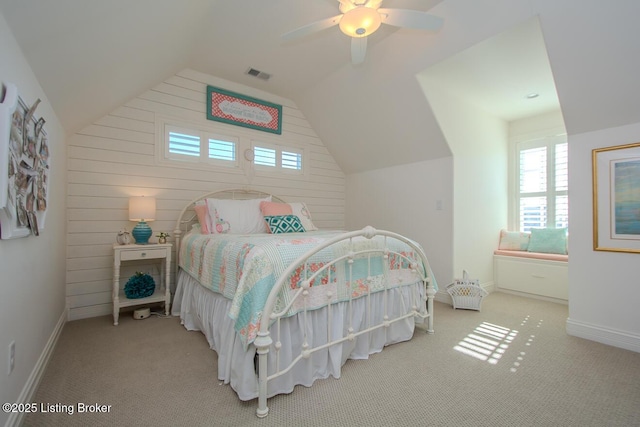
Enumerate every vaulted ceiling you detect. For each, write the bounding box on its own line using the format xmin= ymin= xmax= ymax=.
xmin=1 ymin=0 xmax=639 ymax=174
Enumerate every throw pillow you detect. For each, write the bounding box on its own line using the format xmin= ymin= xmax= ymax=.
xmin=498 ymin=230 xmax=530 ymax=250
xmin=260 ymin=201 xmax=318 ymax=231
xmin=264 ymin=215 xmax=306 ymax=234
xmin=205 ymin=197 xmax=271 ymax=234
xmin=527 ymin=228 xmax=568 ymax=254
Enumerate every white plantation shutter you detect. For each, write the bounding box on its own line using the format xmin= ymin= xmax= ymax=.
xmin=254 ymin=146 xmax=276 ymax=167
xmin=208 ymin=138 xmax=235 ymax=161
xmin=555 ymin=143 xmax=569 ymax=228
xmin=165 ymin=125 xmax=236 ymax=165
xmin=253 ymin=143 xmax=303 ymax=173
xmin=160 ymin=121 xmax=304 ymax=174
xmin=281 ymin=150 xmax=302 ymax=170
xmin=516 ymin=137 xmax=568 ymax=231
xmin=169 ymin=131 xmax=200 ymax=157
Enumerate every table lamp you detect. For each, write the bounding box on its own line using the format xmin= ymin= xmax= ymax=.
xmin=129 ymin=196 xmax=156 ymax=244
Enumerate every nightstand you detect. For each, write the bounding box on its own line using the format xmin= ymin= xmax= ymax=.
xmin=112 ymin=243 xmax=171 ymax=325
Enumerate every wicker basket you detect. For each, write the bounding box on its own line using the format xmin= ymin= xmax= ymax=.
xmin=447 ymin=271 xmax=488 ymax=311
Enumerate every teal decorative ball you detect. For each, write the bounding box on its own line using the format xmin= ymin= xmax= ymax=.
xmin=124 ymin=272 xmax=155 ymax=299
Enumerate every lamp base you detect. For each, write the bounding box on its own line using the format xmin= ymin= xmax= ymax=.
xmin=132 ymin=221 xmax=152 ymax=244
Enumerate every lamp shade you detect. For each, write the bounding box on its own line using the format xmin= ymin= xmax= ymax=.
xmin=339 ymin=6 xmax=382 ymax=38
xmin=129 ymin=196 xmax=156 ymax=222
xmin=129 ymin=196 xmax=156 ymax=244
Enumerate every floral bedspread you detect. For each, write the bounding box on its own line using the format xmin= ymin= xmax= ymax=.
xmin=179 ymin=230 xmax=435 ymax=348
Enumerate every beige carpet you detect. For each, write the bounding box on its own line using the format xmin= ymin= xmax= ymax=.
xmin=23 ymin=292 xmax=640 ymax=427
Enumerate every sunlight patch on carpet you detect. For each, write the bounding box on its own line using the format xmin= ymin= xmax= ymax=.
xmin=453 ymin=322 xmax=518 ymax=365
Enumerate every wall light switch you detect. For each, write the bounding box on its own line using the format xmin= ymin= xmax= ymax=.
xmin=436 ymin=200 xmax=443 ymax=211
xmin=8 ymin=341 xmax=15 ymax=375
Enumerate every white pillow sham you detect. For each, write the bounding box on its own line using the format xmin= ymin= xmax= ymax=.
xmin=206 ymin=196 xmax=271 ymax=234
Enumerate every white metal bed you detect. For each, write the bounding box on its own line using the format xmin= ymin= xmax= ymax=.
xmin=172 ymin=189 xmax=436 ymax=418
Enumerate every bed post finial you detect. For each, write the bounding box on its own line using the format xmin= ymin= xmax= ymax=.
xmin=362 ymin=226 xmax=376 ymax=239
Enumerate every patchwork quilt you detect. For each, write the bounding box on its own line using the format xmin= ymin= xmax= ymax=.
xmin=179 ymin=230 xmax=434 ymax=348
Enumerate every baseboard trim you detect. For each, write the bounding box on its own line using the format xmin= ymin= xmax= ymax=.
xmin=566 ymin=318 xmax=640 ymax=353
xmin=5 ymin=310 xmax=66 ymax=427
xmin=67 ymin=303 xmax=111 ymax=321
xmin=496 ymin=288 xmax=568 ymax=305
xmin=434 ymin=290 xmax=450 ymax=305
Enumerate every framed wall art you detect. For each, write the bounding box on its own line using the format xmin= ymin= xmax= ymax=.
xmin=592 ymin=142 xmax=640 ymax=253
xmin=0 ymin=82 xmax=49 ymax=239
xmin=206 ymin=85 xmax=282 ymax=135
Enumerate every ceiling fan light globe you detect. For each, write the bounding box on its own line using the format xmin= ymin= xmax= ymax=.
xmin=339 ymin=6 xmax=382 ymax=38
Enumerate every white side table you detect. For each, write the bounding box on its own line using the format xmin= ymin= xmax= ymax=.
xmin=112 ymin=243 xmax=171 ymax=325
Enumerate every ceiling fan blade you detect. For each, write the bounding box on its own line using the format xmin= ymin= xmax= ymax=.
xmin=351 ymin=37 xmax=367 ymax=65
xmin=282 ymin=14 xmax=343 ymax=41
xmin=378 ymin=8 xmax=444 ymax=31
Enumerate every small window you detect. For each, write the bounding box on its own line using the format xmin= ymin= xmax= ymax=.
xmin=282 ymin=150 xmax=302 ymax=170
xmin=164 ymin=124 xmax=237 ymax=167
xmin=209 ymin=138 xmax=235 ymax=161
xmin=252 ymin=143 xmax=303 ymax=173
xmin=254 ymin=146 xmax=277 ymax=167
xmin=169 ymin=131 xmax=200 ymax=158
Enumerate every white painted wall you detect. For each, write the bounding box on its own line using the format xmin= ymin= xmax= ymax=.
xmin=346 ymin=158 xmax=454 ymax=294
xmin=0 ymin=11 xmax=67 ymax=426
xmin=66 ymin=69 xmax=346 ymax=320
xmin=566 ymin=121 xmax=640 ymax=352
xmin=418 ymin=79 xmax=508 ymax=289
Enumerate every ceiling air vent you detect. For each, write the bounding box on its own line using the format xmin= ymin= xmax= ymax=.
xmin=246 ymin=68 xmax=271 ymax=81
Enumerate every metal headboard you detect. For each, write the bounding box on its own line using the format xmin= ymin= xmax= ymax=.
xmin=172 ymin=188 xmax=286 ymax=266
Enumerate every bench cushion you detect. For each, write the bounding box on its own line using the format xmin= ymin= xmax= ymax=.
xmin=494 ymin=249 xmax=568 ymax=262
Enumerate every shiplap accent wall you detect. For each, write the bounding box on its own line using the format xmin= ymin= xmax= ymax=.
xmin=67 ymin=68 xmax=346 ymax=320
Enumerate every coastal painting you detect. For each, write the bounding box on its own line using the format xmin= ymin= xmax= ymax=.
xmin=614 ymin=160 xmax=640 ymax=236
xmin=593 ymin=142 xmax=640 ymax=253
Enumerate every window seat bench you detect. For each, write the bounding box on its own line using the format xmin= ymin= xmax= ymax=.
xmin=493 ymin=250 xmax=568 ymax=303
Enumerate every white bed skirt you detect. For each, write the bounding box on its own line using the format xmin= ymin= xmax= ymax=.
xmin=173 ymin=269 xmax=424 ymax=401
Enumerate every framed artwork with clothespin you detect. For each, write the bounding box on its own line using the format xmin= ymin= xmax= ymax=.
xmin=0 ymin=82 xmax=50 ymax=239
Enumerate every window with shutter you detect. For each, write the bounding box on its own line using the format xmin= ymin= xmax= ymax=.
xmin=169 ymin=131 xmax=200 ymax=157
xmin=516 ymin=136 xmax=568 ymax=232
xmin=253 ymin=142 xmax=303 ymax=173
xmin=164 ymin=124 xmax=237 ymax=167
xmin=158 ymin=119 xmax=305 ymax=176
xmin=254 ymin=146 xmax=277 ymax=167
xmin=208 ymin=138 xmax=235 ymax=161
xmin=282 ymin=150 xmax=302 ymax=170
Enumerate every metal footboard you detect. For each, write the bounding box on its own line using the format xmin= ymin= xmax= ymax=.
xmin=253 ymin=226 xmax=436 ymax=418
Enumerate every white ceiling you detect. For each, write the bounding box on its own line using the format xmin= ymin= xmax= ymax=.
xmin=0 ymin=0 xmax=443 ymax=132
xmin=2 ymin=0 xmax=640 ymax=174
xmin=0 ymin=0 xmax=553 ymax=127
xmin=421 ymin=17 xmax=559 ymax=122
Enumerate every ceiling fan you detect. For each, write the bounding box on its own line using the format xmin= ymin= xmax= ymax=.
xmin=282 ymin=0 xmax=444 ymax=65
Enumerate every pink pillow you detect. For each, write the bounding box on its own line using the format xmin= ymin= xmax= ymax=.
xmin=194 ymin=204 xmax=210 ymax=234
xmin=260 ymin=201 xmax=293 ymax=216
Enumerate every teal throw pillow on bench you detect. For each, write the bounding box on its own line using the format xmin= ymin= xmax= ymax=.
xmin=527 ymin=228 xmax=568 ymax=255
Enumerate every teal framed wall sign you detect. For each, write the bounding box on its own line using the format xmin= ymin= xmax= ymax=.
xmin=206 ymin=86 xmax=282 ymax=135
